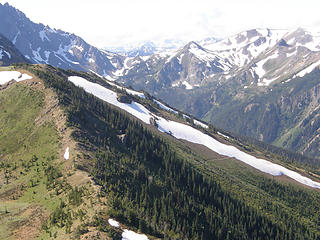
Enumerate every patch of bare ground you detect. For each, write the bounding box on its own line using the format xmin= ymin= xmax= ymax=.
xmin=11 ymin=205 xmax=49 ymax=240
xmin=0 ymin=184 xmax=24 ymax=201
xmin=18 ymin=69 xmax=111 ymax=238
xmin=80 ymin=228 xmax=109 ymax=240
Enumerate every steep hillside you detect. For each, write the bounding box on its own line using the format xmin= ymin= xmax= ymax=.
xmin=0 ymin=34 xmax=28 ymax=66
xmin=204 ymin=67 xmax=320 ymax=157
xmin=0 ymin=68 xmax=122 ymax=239
xmin=15 ymin=63 xmax=320 ymax=239
xmin=0 ymin=3 xmax=123 ymax=76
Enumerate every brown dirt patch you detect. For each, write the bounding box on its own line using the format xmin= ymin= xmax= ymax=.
xmin=0 ymin=184 xmax=24 ymax=201
xmin=11 ymin=205 xmax=49 ymax=240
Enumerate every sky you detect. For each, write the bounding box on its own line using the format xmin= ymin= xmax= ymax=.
xmin=1 ymin=0 xmax=320 ymax=48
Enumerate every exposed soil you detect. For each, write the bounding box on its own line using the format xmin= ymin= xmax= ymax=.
xmin=11 ymin=205 xmax=49 ymax=240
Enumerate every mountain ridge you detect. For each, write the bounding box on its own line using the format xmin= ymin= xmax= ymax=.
xmin=1 ymin=63 xmax=320 ymax=239
xmin=0 ymin=2 xmax=124 ymax=77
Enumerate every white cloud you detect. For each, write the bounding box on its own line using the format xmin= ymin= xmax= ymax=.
xmin=1 ymin=0 xmax=320 ymax=47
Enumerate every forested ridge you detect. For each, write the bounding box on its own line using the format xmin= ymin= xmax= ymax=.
xmin=20 ymin=64 xmax=320 ymax=239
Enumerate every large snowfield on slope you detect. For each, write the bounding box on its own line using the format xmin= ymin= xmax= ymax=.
xmin=68 ymin=76 xmax=320 ymax=189
xmin=0 ymin=71 xmax=32 ymax=85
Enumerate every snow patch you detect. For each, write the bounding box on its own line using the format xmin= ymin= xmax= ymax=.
xmin=182 ymin=81 xmax=193 ymax=90
xmin=294 ymin=59 xmax=320 ymax=78
xmin=32 ymin=47 xmax=47 ymax=63
xmin=12 ymin=31 xmax=20 ymax=44
xmin=106 ymin=81 xmax=145 ymax=99
xmin=153 ymin=99 xmax=178 ymax=114
xmin=108 ymin=219 xmax=120 ymax=228
xmin=68 ymin=76 xmax=149 ymax=123
xmin=286 ymin=50 xmax=297 ymax=58
xmin=39 ymin=29 xmax=50 ymax=42
xmin=0 ymin=49 xmax=11 ymax=59
xmin=156 ymin=118 xmax=320 ymax=189
xmin=0 ymin=71 xmax=32 ymax=85
xmin=105 ymin=75 xmax=116 ymax=81
xmin=126 ymin=88 xmax=146 ymax=99
xmin=64 ymin=147 xmax=69 ymax=160
xmin=122 ymin=229 xmax=149 ymax=240
xmin=88 ymin=58 xmax=95 ymax=63
xmin=73 ymin=45 xmax=84 ymax=52
xmin=54 ymin=41 xmax=80 ymax=65
xmin=218 ymin=131 xmax=230 ymax=139
xmin=194 ymin=119 xmax=208 ymax=129
xmin=89 ymin=70 xmax=103 ymax=78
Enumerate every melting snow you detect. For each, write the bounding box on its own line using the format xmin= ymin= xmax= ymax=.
xmin=182 ymin=81 xmax=193 ymax=90
xmin=106 ymin=81 xmax=145 ymax=99
xmin=32 ymin=47 xmax=47 ymax=64
xmin=194 ymin=119 xmax=209 ymax=129
xmin=12 ymin=31 xmax=20 ymax=45
xmin=122 ymin=230 xmax=149 ymax=240
xmin=39 ymin=30 xmax=50 ymax=42
xmin=64 ymin=147 xmax=69 ymax=160
xmin=153 ymin=99 xmax=178 ymax=114
xmin=156 ymin=118 xmax=320 ymax=189
xmin=255 ymin=52 xmax=280 ymax=86
xmin=54 ymin=42 xmax=80 ymax=65
xmin=254 ymin=53 xmax=278 ymax=79
xmin=68 ymin=76 xmax=320 ymax=189
xmin=217 ymin=131 xmax=230 ymax=139
xmin=69 ymin=76 xmax=149 ymax=123
xmin=286 ymin=50 xmax=297 ymax=58
xmin=294 ymin=59 xmax=320 ymax=78
xmin=73 ymin=45 xmax=84 ymax=52
xmin=0 ymin=49 xmax=11 ymax=59
xmin=108 ymin=219 xmax=120 ymax=228
xmin=0 ymin=71 xmax=32 ymax=85
xmin=188 ymin=43 xmax=218 ymax=63
xmin=88 ymin=58 xmax=95 ymax=63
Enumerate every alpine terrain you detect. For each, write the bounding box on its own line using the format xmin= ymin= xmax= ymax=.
xmin=112 ymin=28 xmax=320 ymax=158
xmin=1 ymin=2 xmax=320 ymax=240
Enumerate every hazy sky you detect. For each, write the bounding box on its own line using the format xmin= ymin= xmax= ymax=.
xmin=1 ymin=0 xmax=320 ymax=48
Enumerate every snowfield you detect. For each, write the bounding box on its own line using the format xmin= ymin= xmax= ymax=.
xmin=0 ymin=71 xmax=32 ymax=85
xmin=68 ymin=76 xmax=320 ymax=189
xmin=69 ymin=76 xmax=150 ymax=124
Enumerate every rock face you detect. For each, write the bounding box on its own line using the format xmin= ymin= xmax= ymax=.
xmin=203 ymin=68 xmax=320 ymax=157
xmin=0 ymin=2 xmax=124 ymax=76
xmin=0 ymin=34 xmax=29 ymax=66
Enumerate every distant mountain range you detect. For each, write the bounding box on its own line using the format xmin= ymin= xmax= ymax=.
xmin=114 ymin=28 xmax=320 ymax=158
xmin=103 ymin=39 xmax=187 ymax=57
xmin=2 ymin=2 xmax=320 ymax=158
xmin=0 ymin=2 xmax=124 ymax=76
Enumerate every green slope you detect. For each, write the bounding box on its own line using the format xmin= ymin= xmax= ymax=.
xmin=21 ymin=64 xmax=320 ymax=239
xmin=0 ymin=81 xmax=61 ymax=239
xmin=0 ymin=69 xmax=120 ymax=240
